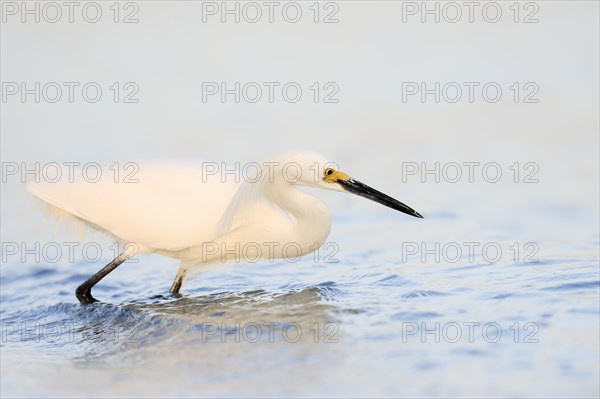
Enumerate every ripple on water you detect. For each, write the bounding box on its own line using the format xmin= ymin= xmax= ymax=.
xmin=482 ymin=292 xmax=515 ymax=300
xmin=391 ymin=311 xmax=444 ymax=320
xmin=376 ymin=274 xmax=417 ymax=287
xmin=400 ymin=290 xmax=448 ymax=299
xmin=541 ymin=280 xmax=600 ymax=292
xmin=0 ymin=301 xmax=173 ymax=357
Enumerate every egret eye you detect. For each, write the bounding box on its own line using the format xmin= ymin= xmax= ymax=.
xmin=324 ymin=168 xmax=335 ymax=177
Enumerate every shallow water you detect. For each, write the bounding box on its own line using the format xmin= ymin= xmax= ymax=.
xmin=2 ymin=0 xmax=599 ymax=397
xmin=1 ymin=198 xmax=599 ymax=397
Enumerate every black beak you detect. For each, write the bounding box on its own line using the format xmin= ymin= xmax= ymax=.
xmin=338 ymin=178 xmax=423 ymax=218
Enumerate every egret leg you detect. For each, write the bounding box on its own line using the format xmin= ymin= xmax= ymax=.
xmin=75 ymin=251 xmax=131 ymax=304
xmin=170 ymin=269 xmax=186 ymax=294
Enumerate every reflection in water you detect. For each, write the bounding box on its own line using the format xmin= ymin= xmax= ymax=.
xmin=1 ymin=285 xmax=348 ymax=397
xmin=1 ymin=286 xmax=339 ymax=360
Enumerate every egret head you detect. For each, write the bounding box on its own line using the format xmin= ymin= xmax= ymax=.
xmin=279 ymin=152 xmax=423 ymax=219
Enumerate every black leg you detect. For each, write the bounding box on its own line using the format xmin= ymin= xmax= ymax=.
xmin=75 ymin=252 xmax=130 ymax=304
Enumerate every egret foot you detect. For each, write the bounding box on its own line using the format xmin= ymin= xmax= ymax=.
xmin=75 ymin=284 xmax=99 ymax=304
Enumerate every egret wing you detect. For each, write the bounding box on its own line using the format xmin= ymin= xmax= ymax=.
xmin=27 ymin=160 xmax=238 ymax=251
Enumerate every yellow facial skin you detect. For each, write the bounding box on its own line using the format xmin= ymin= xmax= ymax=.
xmin=323 ymin=167 xmax=350 ymax=183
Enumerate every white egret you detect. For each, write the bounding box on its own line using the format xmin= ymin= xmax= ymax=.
xmin=27 ymin=152 xmax=422 ymax=303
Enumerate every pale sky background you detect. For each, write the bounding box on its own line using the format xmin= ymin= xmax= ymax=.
xmin=2 ymin=0 xmax=599 ymax=242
